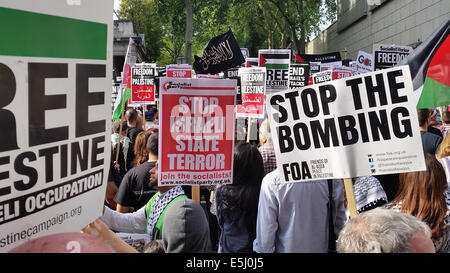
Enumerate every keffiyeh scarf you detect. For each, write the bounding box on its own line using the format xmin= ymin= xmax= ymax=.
xmin=353 ymin=176 xmax=388 ymax=213
xmin=147 ymin=186 xmax=185 ymax=239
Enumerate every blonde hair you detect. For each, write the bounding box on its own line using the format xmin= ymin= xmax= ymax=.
xmin=436 ymin=133 xmax=450 ymax=159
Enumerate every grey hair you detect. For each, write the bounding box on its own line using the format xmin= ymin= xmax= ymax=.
xmin=259 ymin=119 xmax=272 ymax=143
xmin=337 ymin=208 xmax=432 ymax=253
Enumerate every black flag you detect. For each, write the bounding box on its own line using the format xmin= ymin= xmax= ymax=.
xmin=193 ymin=29 xmax=245 ymax=74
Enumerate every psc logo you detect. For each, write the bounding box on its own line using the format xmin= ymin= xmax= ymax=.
xmin=358 ymin=55 xmax=371 ymax=66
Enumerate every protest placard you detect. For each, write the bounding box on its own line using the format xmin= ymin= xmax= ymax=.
xmin=312 ymin=70 xmax=333 ymax=84
xmin=259 ymin=49 xmax=290 ymax=93
xmin=373 ymin=44 xmax=413 ymax=71
xmin=332 ymin=66 xmax=353 ymax=80
xmin=356 ymin=51 xmax=373 ymax=74
xmin=267 ymin=66 xmax=425 ymax=183
xmin=158 ymin=78 xmax=236 ymax=186
xmin=166 ymin=64 xmax=192 ymax=78
xmin=236 ymin=67 xmax=266 ymax=119
xmin=224 ymin=68 xmax=242 ymax=105
xmin=131 ymin=63 xmax=156 ymax=104
xmin=297 ymin=52 xmax=341 ymax=63
xmin=289 ymin=63 xmax=310 ymax=89
xmin=0 ymin=0 xmax=113 ymax=252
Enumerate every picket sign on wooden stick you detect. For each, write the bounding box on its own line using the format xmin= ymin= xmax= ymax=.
xmin=343 ymin=178 xmax=357 ymax=218
xmin=246 ymin=118 xmax=252 ymax=143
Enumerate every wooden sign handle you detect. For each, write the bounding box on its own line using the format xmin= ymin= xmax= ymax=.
xmin=192 ymin=186 xmax=200 ymax=204
xmin=343 ymin=178 xmax=357 ymax=218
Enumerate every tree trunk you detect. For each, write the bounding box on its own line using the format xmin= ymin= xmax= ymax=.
xmin=185 ymin=0 xmax=193 ymax=64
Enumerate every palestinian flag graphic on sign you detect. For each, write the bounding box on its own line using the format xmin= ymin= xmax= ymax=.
xmin=258 ymin=49 xmax=290 ymax=93
xmin=398 ymin=19 xmax=450 ymax=109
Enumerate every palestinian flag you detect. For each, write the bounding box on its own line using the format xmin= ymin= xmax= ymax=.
xmin=259 ymin=49 xmax=291 ymax=69
xmin=398 ymin=19 xmax=450 ymax=109
xmin=259 ymin=49 xmax=291 ymax=92
xmin=245 ymin=57 xmax=258 ymax=67
xmin=112 ymin=38 xmax=135 ymax=121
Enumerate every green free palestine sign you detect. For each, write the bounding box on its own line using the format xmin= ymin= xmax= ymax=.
xmin=0 ymin=7 xmax=107 ymax=60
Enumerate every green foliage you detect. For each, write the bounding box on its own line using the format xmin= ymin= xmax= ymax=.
xmin=118 ymin=0 xmax=336 ymax=64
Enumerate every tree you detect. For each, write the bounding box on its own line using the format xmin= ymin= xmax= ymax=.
xmin=118 ymin=0 xmax=163 ymax=62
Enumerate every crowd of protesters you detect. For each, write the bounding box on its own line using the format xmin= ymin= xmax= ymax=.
xmin=86 ymin=106 xmax=450 ymax=254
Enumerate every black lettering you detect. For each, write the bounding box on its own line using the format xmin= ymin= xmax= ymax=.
xmin=357 ymin=113 xmax=370 ymax=143
xmin=285 ymin=91 xmax=300 ymax=120
xmin=61 ymin=144 xmax=68 ymax=178
xmin=277 ymin=126 xmax=294 ymax=153
xmin=91 ymin=136 xmax=105 ymax=167
xmin=290 ymin=163 xmax=301 ymax=180
xmin=281 ymin=69 xmax=288 ymax=80
xmin=0 ymin=156 xmax=11 ymax=197
xmin=270 ymin=95 xmax=288 ymax=123
xmin=318 ymin=84 xmax=337 ymax=115
xmin=301 ymin=88 xmax=320 ymax=118
xmin=28 ymin=63 xmax=68 ymax=146
xmin=338 ymin=115 xmax=359 ymax=145
xmin=14 ymin=152 xmax=38 ymax=191
xmin=38 ymin=146 xmax=58 ymax=183
xmin=391 ymin=107 xmax=412 ymax=138
xmin=387 ymin=70 xmax=407 ymax=104
xmin=76 ymin=64 xmax=106 ymax=137
xmin=310 ymin=118 xmax=339 ymax=148
xmin=293 ymin=122 xmax=311 ymax=150
xmin=301 ymin=162 xmax=312 ymax=179
xmin=346 ymin=78 xmax=363 ymax=110
xmin=282 ymin=163 xmax=290 ymax=182
xmin=365 ymin=74 xmax=387 ymax=107
xmin=71 ymin=139 xmax=89 ymax=175
xmin=368 ymin=110 xmax=391 ymax=141
xmin=0 ymin=63 xmax=19 ymax=152
xmin=267 ymin=69 xmax=274 ymax=80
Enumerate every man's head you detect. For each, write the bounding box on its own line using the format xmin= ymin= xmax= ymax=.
xmin=417 ymin=108 xmax=431 ymax=129
xmin=113 ymin=120 xmax=128 ymax=136
xmin=259 ymin=119 xmax=272 ymax=145
xmin=126 ymin=108 xmax=139 ymax=126
xmin=337 ymin=208 xmax=435 ymax=253
xmin=146 ymin=132 xmax=158 ymax=158
xmin=149 ymin=161 xmax=158 ymax=188
xmin=442 ymin=111 xmax=450 ymax=125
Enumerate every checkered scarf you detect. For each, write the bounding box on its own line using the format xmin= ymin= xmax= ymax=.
xmin=147 ymin=186 xmax=185 ymax=239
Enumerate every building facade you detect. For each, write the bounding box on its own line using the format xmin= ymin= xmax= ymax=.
xmin=306 ymin=0 xmax=450 ymax=60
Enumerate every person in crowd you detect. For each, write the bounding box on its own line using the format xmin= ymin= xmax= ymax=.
xmin=126 ymin=108 xmax=144 ymax=170
xmin=428 ymin=108 xmax=443 ymax=137
xmin=385 ymin=153 xmax=450 ymax=253
xmin=337 ymin=208 xmax=435 ymax=253
xmin=143 ymin=240 xmax=165 ymax=253
xmin=130 ymin=131 xmax=152 ymax=169
xmin=440 ymin=111 xmax=450 ymax=138
xmin=258 ymin=119 xmax=277 ymax=176
xmin=418 ymin=108 xmax=443 ymax=154
xmin=437 ymin=133 xmax=450 ymax=183
xmin=373 ymin=173 xmax=400 ymax=202
xmin=101 ymin=160 xmax=188 ymax=241
xmin=253 ymin=170 xmax=346 ymax=253
xmin=145 ymin=106 xmax=159 ymax=129
xmin=83 ymin=199 xmax=211 ymax=253
xmin=111 ymin=120 xmax=130 ymax=177
xmin=114 ymin=132 xmax=159 ymax=213
xmin=215 ymin=142 xmax=264 ymax=253
xmin=162 ymin=198 xmax=212 ymax=253
xmin=351 ymin=176 xmax=388 ymax=215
